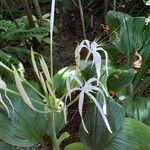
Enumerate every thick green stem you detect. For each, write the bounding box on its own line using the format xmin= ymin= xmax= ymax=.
xmin=50 ymin=112 xmax=60 ymax=150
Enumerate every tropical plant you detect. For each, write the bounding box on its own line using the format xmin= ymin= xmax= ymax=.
xmin=0 ymin=1 xmax=150 ymax=150
xmin=105 ymin=10 xmax=150 ymax=126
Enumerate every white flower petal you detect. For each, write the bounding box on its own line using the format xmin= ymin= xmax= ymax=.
xmin=78 ymin=91 xmax=89 ymax=133
xmin=92 ymin=51 xmax=102 ymax=82
xmin=86 ymin=92 xmax=112 ymax=133
xmin=69 ymin=75 xmax=83 ymax=87
xmin=66 ymin=78 xmax=71 ymax=100
xmin=96 ymin=47 xmax=109 ymax=76
xmin=0 ymin=79 xmax=7 ymax=90
xmin=0 ymin=78 xmax=14 ymax=112
xmin=65 ymin=88 xmax=81 ymax=101
xmin=91 ymin=86 xmax=107 ymax=115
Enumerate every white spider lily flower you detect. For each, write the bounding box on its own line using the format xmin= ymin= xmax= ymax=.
xmin=0 ymin=78 xmax=14 ymax=112
xmin=75 ymin=40 xmax=108 ymax=82
xmin=66 ymin=75 xmax=112 ymax=134
xmin=14 ymin=68 xmax=36 ymax=110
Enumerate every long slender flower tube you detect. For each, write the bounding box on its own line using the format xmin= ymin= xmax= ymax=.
xmin=75 ymin=40 xmax=108 ymax=82
xmin=66 ymin=75 xmax=112 ymax=134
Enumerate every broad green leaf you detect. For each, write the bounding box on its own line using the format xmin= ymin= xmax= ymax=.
xmin=80 ymin=96 xmax=125 ymax=150
xmin=106 ymin=11 xmax=131 ymax=33
xmin=107 ymin=69 xmax=134 ymax=93
xmin=106 ymin=11 xmax=150 ymax=67
xmin=53 ymin=66 xmax=76 ymax=93
xmin=0 ymin=20 xmax=15 ymax=31
xmin=0 ymin=82 xmax=47 ymax=147
xmin=3 ymin=27 xmax=49 ymax=40
xmin=0 ymin=141 xmax=12 ymax=150
xmin=64 ymin=142 xmax=86 ymax=150
xmin=106 ymin=118 xmax=150 ymax=150
xmin=118 ymin=97 xmax=150 ymax=126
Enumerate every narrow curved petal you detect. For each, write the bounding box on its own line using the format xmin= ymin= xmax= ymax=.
xmin=69 ymin=75 xmax=83 ymax=87
xmin=65 ymin=88 xmax=81 ymax=101
xmin=92 ymin=51 xmax=102 ymax=82
xmin=66 ymin=78 xmax=71 ymax=99
xmin=86 ymin=92 xmax=112 ymax=133
xmin=91 ymin=86 xmax=107 ymax=114
xmin=78 ymin=91 xmax=89 ymax=133
xmin=96 ymin=48 xmax=109 ymax=76
xmin=86 ymin=78 xmax=97 ymax=84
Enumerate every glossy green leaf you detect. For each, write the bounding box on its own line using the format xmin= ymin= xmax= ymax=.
xmin=3 ymin=27 xmax=49 ymax=40
xmin=0 ymin=82 xmax=47 ymax=147
xmin=0 ymin=141 xmax=12 ymax=150
xmin=64 ymin=142 xmax=86 ymax=150
xmin=106 ymin=11 xmax=150 ymax=67
xmin=106 ymin=118 xmax=150 ymax=150
xmin=80 ymin=95 xmax=150 ymax=150
xmin=118 ymin=97 xmax=150 ymax=126
xmin=80 ymin=96 xmax=125 ymax=150
xmin=107 ymin=69 xmax=134 ymax=92
xmin=0 ymin=20 xmax=15 ymax=31
xmin=53 ymin=66 xmax=76 ymax=93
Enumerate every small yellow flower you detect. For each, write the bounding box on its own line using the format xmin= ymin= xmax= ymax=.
xmin=109 ymin=90 xmax=117 ymax=98
xmin=113 ymin=74 xmax=119 ymax=80
xmin=113 ymin=31 xmax=120 ymax=41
